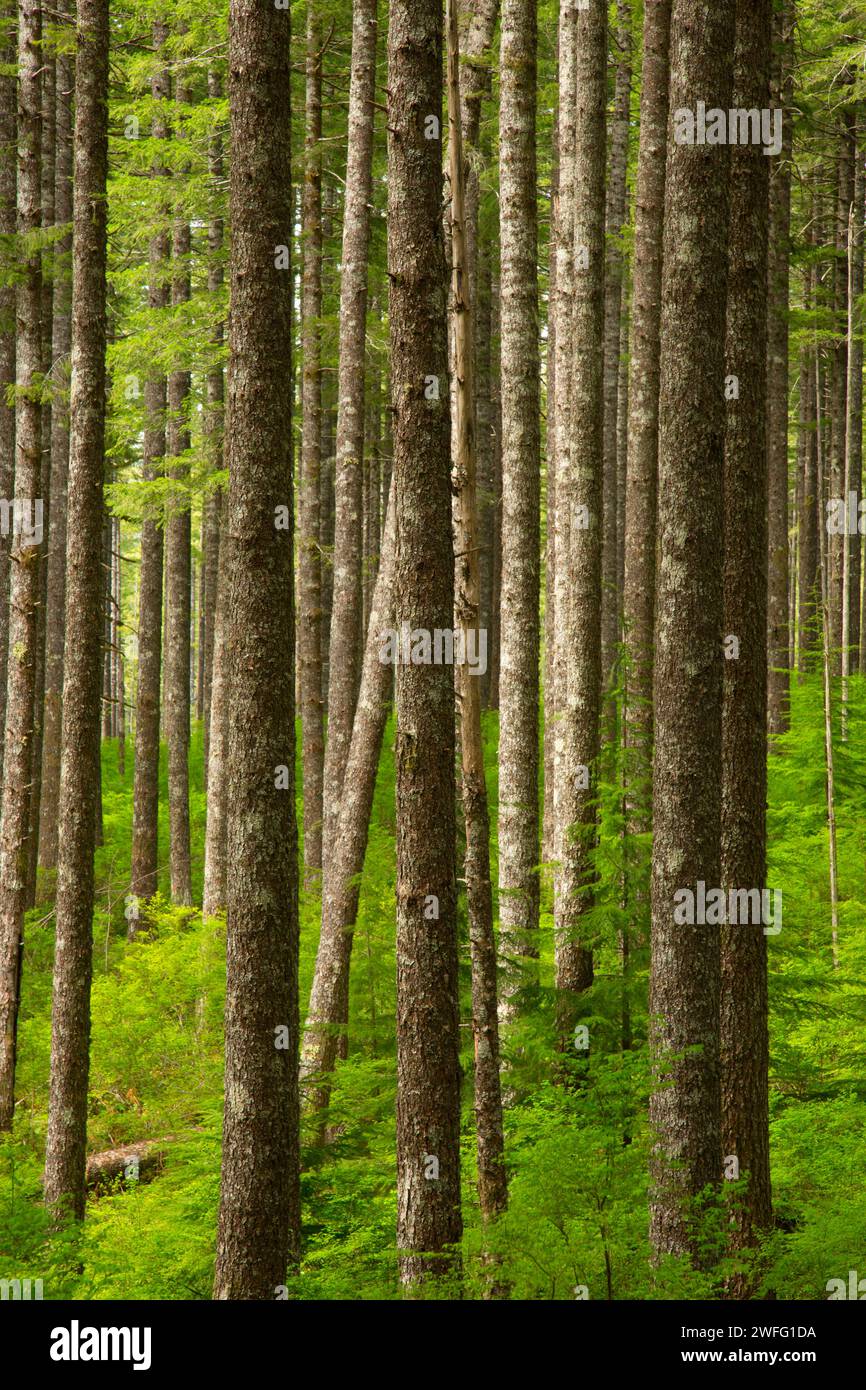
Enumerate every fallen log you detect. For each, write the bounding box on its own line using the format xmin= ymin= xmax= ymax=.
xmin=84 ymin=1139 xmax=170 ymax=1192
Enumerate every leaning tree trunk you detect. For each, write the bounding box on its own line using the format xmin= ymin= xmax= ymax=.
xmin=43 ymin=0 xmax=109 ymax=1219
xmin=649 ymin=0 xmax=735 ymax=1265
xmin=212 ymin=0 xmax=300 ymax=1300
xmin=130 ymin=22 xmax=170 ymax=906
xmin=320 ymin=0 xmax=377 ymax=871
xmin=720 ymin=0 xmax=773 ymax=1286
xmin=497 ymin=0 xmax=542 ymax=1020
xmin=553 ymin=0 xmax=607 ymax=1037
xmin=388 ymin=0 xmax=462 ymax=1289
xmin=0 ymin=0 xmax=42 ymax=1131
xmin=300 ymin=483 xmax=395 ymax=1129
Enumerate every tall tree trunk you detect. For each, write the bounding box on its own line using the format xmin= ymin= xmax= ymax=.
xmin=497 ymin=0 xmax=541 ymax=1018
xmin=553 ymin=0 xmax=607 ymax=1031
xmin=798 ymin=211 xmax=820 ymax=675
xmin=43 ymin=0 xmax=109 ymax=1217
xmin=600 ymin=0 xmax=631 ymax=702
xmin=720 ymin=0 xmax=773 ymax=1282
xmin=829 ymin=117 xmax=854 ymax=670
xmin=201 ymin=67 xmax=224 ymax=783
xmin=130 ymin=23 xmax=169 ymax=906
xmin=551 ymin=0 xmax=576 ymax=964
xmin=0 ymin=1 xmax=16 ymax=803
xmin=622 ymin=0 xmax=671 ymax=1014
xmin=164 ymin=70 xmax=193 ymax=907
xmin=845 ymin=117 xmax=864 ymax=673
xmin=388 ymin=0 xmax=461 ymax=1288
xmin=0 ymin=0 xmax=42 ymax=1131
xmin=448 ymin=0 xmax=505 ymax=1223
xmin=766 ymin=0 xmax=794 ymax=735
xmin=299 ymin=6 xmax=324 ymax=889
xmin=649 ymin=0 xmax=735 ymax=1264
xmin=213 ymin=0 xmax=300 ymax=1300
xmin=26 ymin=33 xmax=56 ymax=903
xmin=321 ymin=0 xmax=377 ymax=872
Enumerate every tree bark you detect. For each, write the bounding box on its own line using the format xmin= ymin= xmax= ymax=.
xmin=130 ymin=23 xmax=169 ymax=906
xmin=0 ymin=0 xmax=42 ymax=1131
xmin=213 ymin=0 xmax=300 ymax=1299
xmin=321 ymin=0 xmax=378 ymax=872
xmin=43 ymin=0 xmax=109 ymax=1219
xmin=388 ymin=0 xmax=462 ymax=1287
xmin=720 ymin=0 xmax=773 ymax=1281
xmin=299 ymin=6 xmax=324 ymax=889
xmin=622 ymin=0 xmax=671 ymax=996
xmin=600 ymin=0 xmax=632 ymax=701
xmin=164 ymin=68 xmax=192 ymax=907
xmin=649 ymin=0 xmax=735 ymax=1264
xmin=448 ymin=0 xmax=505 ymax=1223
xmin=497 ymin=0 xmax=541 ymax=1017
xmin=0 ymin=1 xmax=16 ymax=805
xmin=554 ymin=0 xmax=607 ymax=1027
xmin=300 ymin=483 xmax=395 ymax=1125
xmin=766 ymin=0 xmax=793 ymax=735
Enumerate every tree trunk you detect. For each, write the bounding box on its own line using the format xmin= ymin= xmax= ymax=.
xmin=388 ymin=0 xmax=462 ymax=1288
xmin=448 ymin=0 xmax=506 ymax=1223
xmin=212 ymin=0 xmax=300 ymax=1299
xmin=497 ymin=0 xmax=541 ymax=1018
xmin=622 ymin=0 xmax=671 ymax=1009
xmin=321 ymin=0 xmax=377 ymax=872
xmin=649 ymin=0 xmax=735 ymax=1264
xmin=202 ymin=518 xmax=230 ymax=921
xmin=554 ymin=0 xmax=607 ymax=1028
xmin=26 ymin=34 xmax=57 ymax=904
xmin=845 ymin=118 xmax=864 ymax=673
xmin=42 ymin=0 xmax=109 ymax=1218
xmin=829 ymin=118 xmax=854 ymax=669
xmin=766 ymin=0 xmax=793 ymax=735
xmin=164 ymin=69 xmax=193 ymax=907
xmin=130 ymin=23 xmax=169 ymax=906
xmin=301 ymin=483 xmax=395 ymax=1125
xmin=0 ymin=1 xmax=16 ymax=805
xmin=0 ymin=0 xmax=42 ymax=1131
xmin=299 ymin=6 xmax=324 ymax=889
xmin=720 ymin=0 xmax=773 ymax=1282
xmin=201 ymin=67 xmax=224 ymax=784
xmin=600 ymin=0 xmax=632 ymax=702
